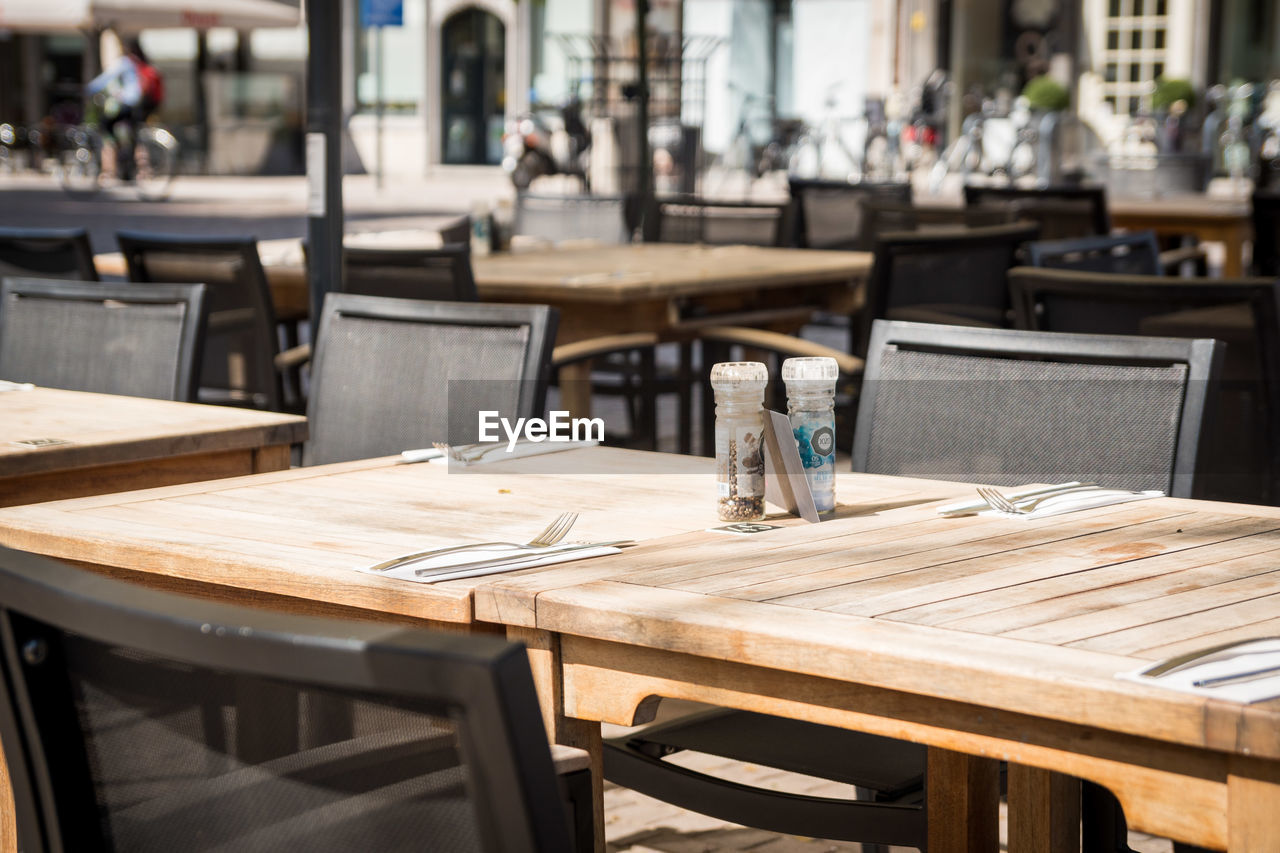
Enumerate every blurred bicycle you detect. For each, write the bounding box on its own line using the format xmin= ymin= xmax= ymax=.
xmin=56 ymin=96 xmax=178 ymax=200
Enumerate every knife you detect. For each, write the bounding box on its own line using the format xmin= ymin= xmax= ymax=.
xmin=1192 ymin=663 xmax=1280 ymax=688
xmin=409 ymin=541 xmax=634 ymax=578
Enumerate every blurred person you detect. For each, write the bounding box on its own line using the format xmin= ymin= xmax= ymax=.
xmin=86 ymin=37 xmax=164 ymax=181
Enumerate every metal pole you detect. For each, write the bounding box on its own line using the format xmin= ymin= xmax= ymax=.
xmin=634 ymin=0 xmax=652 ymax=234
xmin=306 ymin=0 xmax=344 ymax=336
xmin=375 ymin=24 xmax=384 ymax=190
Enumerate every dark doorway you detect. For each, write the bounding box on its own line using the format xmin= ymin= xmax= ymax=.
xmin=441 ymin=8 xmax=505 ymax=165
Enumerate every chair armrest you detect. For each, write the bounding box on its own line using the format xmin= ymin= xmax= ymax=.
xmin=550 ymin=744 xmax=592 ymax=775
xmin=696 ymin=325 xmax=864 ymax=375
xmin=552 ymin=333 xmax=660 ymax=367
xmin=274 ymin=342 xmax=312 ymax=371
xmin=207 ymin=307 xmax=257 ymax=332
xmin=1159 ymin=246 xmax=1208 ymax=276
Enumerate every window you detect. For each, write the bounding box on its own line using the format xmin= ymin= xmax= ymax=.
xmin=1100 ymin=0 xmax=1170 ymax=115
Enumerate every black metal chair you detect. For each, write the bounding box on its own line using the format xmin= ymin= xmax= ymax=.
xmin=853 ymin=319 xmax=1221 ymax=497
xmin=342 ymin=243 xmax=479 ymax=302
xmin=1008 ymin=266 xmax=1280 ymax=504
xmin=0 ymin=545 xmax=581 ymax=852
xmin=1026 ymin=231 xmax=1162 ymax=275
xmin=963 ymin=184 xmax=1110 ymax=240
xmin=0 ymin=227 xmax=98 ymax=281
xmin=856 ymin=221 xmax=1041 ymax=356
xmin=513 ymin=193 xmax=632 ymax=245
xmin=1252 ymin=189 xmax=1280 ymax=277
xmin=786 ymin=177 xmax=913 ymax=250
xmin=0 ymin=278 xmax=205 ymax=401
xmin=304 ymin=293 xmax=558 ymax=466
xmin=116 ymin=231 xmax=285 ymax=411
xmin=646 ymin=196 xmax=789 ymax=246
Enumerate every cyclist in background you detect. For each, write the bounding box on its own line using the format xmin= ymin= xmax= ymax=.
xmin=86 ymin=37 xmax=164 ymax=181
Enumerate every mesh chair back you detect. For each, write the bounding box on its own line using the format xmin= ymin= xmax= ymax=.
xmin=0 ymin=278 xmax=205 ymax=401
xmin=1026 ymin=231 xmax=1161 ymax=275
xmin=117 ymin=231 xmax=281 ymax=410
xmin=514 ymin=193 xmax=631 ymax=244
xmin=305 ymin=293 xmax=559 ymax=466
xmin=785 ymin=178 xmax=913 ymax=250
xmin=963 ymin=185 xmax=1110 ymax=240
xmin=0 ymin=227 xmax=98 ymax=281
xmin=1009 ymin=266 xmax=1280 ymax=502
xmin=852 ymin=320 xmax=1220 ymax=498
xmin=342 ymin=244 xmax=479 ymax=302
xmin=857 ymin=222 xmax=1040 ymax=355
xmin=0 ymin=546 xmax=575 ymax=853
xmin=1252 ymin=190 xmax=1280 ymax=277
xmin=648 ymin=197 xmax=788 ymax=246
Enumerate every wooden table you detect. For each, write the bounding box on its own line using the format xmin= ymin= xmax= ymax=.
xmin=0 ymin=387 xmax=306 ymax=506
xmin=0 ymin=447 xmax=962 ymax=853
xmin=478 ymin=487 xmax=1280 ymax=852
xmin=1110 ymin=195 xmax=1253 ymax=277
xmin=98 ymin=241 xmax=870 ymax=344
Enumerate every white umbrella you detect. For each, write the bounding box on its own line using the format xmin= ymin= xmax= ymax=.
xmin=0 ymin=0 xmax=300 ymax=32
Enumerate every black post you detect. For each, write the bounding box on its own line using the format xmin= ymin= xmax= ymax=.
xmin=306 ymin=0 xmax=344 ymax=333
xmin=634 ymin=0 xmax=651 ymax=234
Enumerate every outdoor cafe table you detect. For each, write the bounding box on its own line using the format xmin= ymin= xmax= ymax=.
xmin=1109 ymin=195 xmax=1253 ymax=278
xmin=0 ymin=386 xmax=306 ymax=506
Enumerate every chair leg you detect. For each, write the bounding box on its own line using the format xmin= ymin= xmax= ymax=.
xmin=1081 ymin=781 xmax=1136 ymax=853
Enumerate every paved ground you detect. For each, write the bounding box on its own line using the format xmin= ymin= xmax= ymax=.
xmin=0 ymin=167 xmax=514 ymax=254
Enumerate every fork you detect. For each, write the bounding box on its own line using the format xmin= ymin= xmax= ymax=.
xmin=432 ymin=441 xmax=517 ymax=464
xmin=976 ymin=484 xmax=1139 ymax=515
xmin=367 ymin=512 xmax=579 ymax=572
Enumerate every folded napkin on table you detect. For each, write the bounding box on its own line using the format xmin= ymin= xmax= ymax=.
xmin=429 ymin=439 xmax=599 ymax=466
xmin=1118 ymin=638 xmax=1280 ymax=703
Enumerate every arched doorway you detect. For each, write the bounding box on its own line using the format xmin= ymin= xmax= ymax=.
xmin=441 ymin=8 xmax=506 ymax=165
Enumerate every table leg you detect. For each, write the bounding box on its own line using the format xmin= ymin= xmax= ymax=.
xmin=926 ymin=746 xmax=1000 ymax=853
xmin=1227 ymin=769 xmax=1280 ymax=851
xmin=1220 ymin=225 xmax=1248 ymax=277
xmin=509 ymin=626 xmax=605 ymax=852
xmin=559 ymin=361 xmax=595 ymax=421
xmin=0 ymin=756 xmax=13 ymax=853
xmin=1007 ymin=764 xmax=1080 ymax=853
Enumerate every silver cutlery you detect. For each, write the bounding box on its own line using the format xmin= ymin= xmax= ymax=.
xmin=936 ymin=482 xmax=1094 ymax=517
xmin=432 ymin=440 xmax=526 ymax=464
xmin=975 ymin=484 xmax=1144 ymax=515
xmin=1142 ymin=637 xmax=1280 ymax=678
xmin=411 ymin=540 xmax=634 ymax=578
xmin=1192 ymin=663 xmax=1280 ymax=688
xmin=367 ymin=512 xmax=578 ymax=573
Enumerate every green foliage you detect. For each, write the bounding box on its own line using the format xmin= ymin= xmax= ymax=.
xmin=1152 ymin=77 xmax=1196 ymax=111
xmin=1021 ymin=75 xmax=1070 ymax=112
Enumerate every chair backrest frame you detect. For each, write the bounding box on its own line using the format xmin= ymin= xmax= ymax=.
xmin=341 ymin=243 xmax=479 ymax=302
xmin=646 ymin=196 xmax=790 ymax=247
xmin=786 ymin=178 xmax=913 ymax=249
xmin=0 ymin=277 xmax=205 ymax=401
xmin=1025 ymin=231 xmax=1161 ymax=276
xmin=858 ymin=221 xmax=1041 ymax=356
xmin=304 ymin=293 xmax=559 ymax=466
xmin=116 ymin=230 xmax=282 ymax=411
xmin=0 ymin=227 xmax=99 ymax=282
xmin=852 ymin=319 xmax=1222 ymax=499
xmin=0 ymin=545 xmax=575 ymax=853
xmin=513 ymin=193 xmax=632 ymax=245
xmin=963 ymin=185 xmax=1111 ymax=239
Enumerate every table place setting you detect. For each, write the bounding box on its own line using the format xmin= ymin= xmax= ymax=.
xmin=357 ymin=512 xmax=631 ymax=583
xmin=397 ymin=438 xmax=600 ymax=466
xmin=1118 ymin=637 xmax=1280 ymax=703
xmin=936 ymin=482 xmax=1164 ymax=519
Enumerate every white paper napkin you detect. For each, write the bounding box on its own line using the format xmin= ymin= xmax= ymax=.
xmin=358 ymin=541 xmax=621 ymax=583
xmin=0 ymin=380 xmax=34 ymax=392
xmin=1117 ymin=638 xmax=1280 ymax=703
